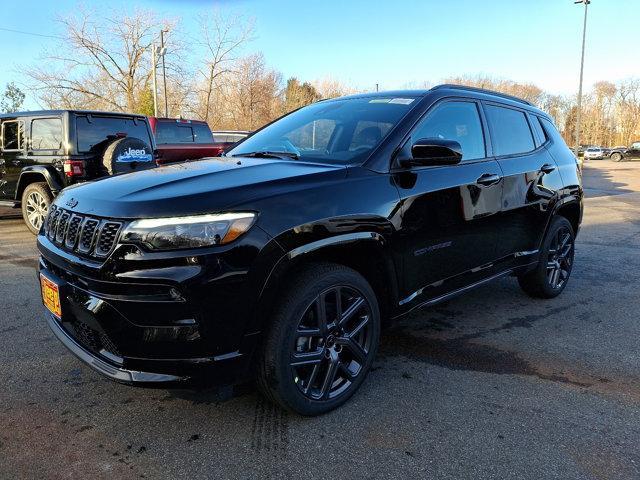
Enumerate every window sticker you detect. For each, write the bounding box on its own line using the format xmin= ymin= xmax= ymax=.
xmin=389 ymin=98 xmax=415 ymax=105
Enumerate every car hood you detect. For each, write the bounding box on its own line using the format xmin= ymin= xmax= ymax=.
xmin=55 ymin=157 xmax=346 ymax=218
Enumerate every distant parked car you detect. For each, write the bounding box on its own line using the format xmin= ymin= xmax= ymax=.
xmin=0 ymin=110 xmax=156 ymax=233
xmin=150 ymin=117 xmax=222 ymax=164
xmin=609 ymin=142 xmax=640 ymax=162
xmin=211 ymin=130 xmax=250 ymax=152
xmin=584 ymin=147 xmax=604 ymax=160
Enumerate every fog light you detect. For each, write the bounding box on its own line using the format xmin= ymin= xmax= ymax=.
xmin=142 ymin=323 xmax=200 ymax=342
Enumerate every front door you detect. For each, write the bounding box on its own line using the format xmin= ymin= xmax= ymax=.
xmin=393 ymin=99 xmax=503 ymax=302
xmin=0 ymin=119 xmax=26 ymax=200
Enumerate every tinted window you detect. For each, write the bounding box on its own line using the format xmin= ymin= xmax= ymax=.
xmin=2 ymin=120 xmax=24 ymax=151
xmin=31 ymin=118 xmax=62 ymax=150
xmin=485 ymin=105 xmax=534 ymax=156
xmin=539 ymin=117 xmax=566 ymax=146
xmin=76 ymin=116 xmax=150 ymax=152
xmin=228 ymin=96 xmax=416 ymax=165
xmin=155 ymin=123 xmax=194 ymax=144
xmin=529 ymin=115 xmax=547 ymax=148
xmin=193 ymin=124 xmax=214 ymax=144
xmin=412 ymin=101 xmax=485 ymax=161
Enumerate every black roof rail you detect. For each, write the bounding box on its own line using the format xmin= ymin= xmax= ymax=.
xmin=431 ymin=84 xmax=533 ymax=106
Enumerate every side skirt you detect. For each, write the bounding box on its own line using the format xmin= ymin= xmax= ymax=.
xmin=391 ymin=268 xmax=518 ymax=320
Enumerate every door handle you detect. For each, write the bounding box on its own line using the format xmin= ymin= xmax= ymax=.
xmin=476 ymin=173 xmax=501 ymax=186
xmin=540 ymin=163 xmax=556 ymax=174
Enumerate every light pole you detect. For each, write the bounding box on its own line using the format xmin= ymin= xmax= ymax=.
xmin=151 ymin=43 xmax=159 ymax=117
xmin=160 ymin=29 xmax=169 ymax=117
xmin=573 ymin=0 xmax=590 ymax=157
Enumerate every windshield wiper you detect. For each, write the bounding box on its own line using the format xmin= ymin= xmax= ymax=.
xmin=231 ymin=151 xmax=300 ymax=160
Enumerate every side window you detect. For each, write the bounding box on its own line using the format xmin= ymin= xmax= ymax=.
xmin=31 ymin=118 xmax=63 ymax=150
xmin=485 ymin=104 xmax=535 ymax=156
xmin=193 ymin=124 xmax=214 ymax=144
xmin=286 ymin=119 xmax=336 ymax=152
xmin=411 ymin=101 xmax=485 ymax=161
xmin=2 ymin=120 xmax=25 ymax=151
xmin=631 ymin=142 xmax=640 ymax=150
xmin=539 ymin=117 xmax=566 ymax=146
xmin=529 ymin=115 xmax=547 ymax=148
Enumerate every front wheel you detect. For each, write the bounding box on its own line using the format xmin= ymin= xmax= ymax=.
xmin=257 ymin=263 xmax=380 ymax=416
xmin=21 ymin=182 xmax=52 ymax=235
xmin=518 ymin=216 xmax=575 ymax=299
xmin=611 ymin=152 xmax=623 ymax=162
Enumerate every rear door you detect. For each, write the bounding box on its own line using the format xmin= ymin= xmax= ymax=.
xmin=0 ymin=119 xmax=26 ymax=200
xmin=483 ymin=103 xmax=564 ymax=260
xmin=394 ymin=99 xmax=503 ymax=300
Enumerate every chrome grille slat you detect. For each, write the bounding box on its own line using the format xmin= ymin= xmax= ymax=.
xmin=41 ymin=207 xmax=122 ymax=259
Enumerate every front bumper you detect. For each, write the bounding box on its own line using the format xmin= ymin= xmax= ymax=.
xmin=46 ymin=312 xmax=186 ymax=383
xmin=36 ymin=222 xmax=281 ymax=386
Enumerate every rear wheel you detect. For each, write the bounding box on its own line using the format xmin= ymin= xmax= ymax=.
xmin=518 ymin=216 xmax=575 ymax=299
xmin=257 ymin=263 xmax=380 ymax=415
xmin=21 ymin=182 xmax=52 ymax=235
xmin=611 ymin=152 xmax=623 ymax=162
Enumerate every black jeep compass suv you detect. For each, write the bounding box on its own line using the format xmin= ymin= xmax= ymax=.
xmin=37 ymin=85 xmax=582 ymax=415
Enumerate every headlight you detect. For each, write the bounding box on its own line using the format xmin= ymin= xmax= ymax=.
xmin=121 ymin=212 xmax=256 ymax=250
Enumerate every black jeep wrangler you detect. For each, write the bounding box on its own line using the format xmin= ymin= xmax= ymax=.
xmin=0 ymin=110 xmax=156 ymax=233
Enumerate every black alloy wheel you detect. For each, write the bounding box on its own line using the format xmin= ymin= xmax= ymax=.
xmin=545 ymin=225 xmax=574 ymax=290
xmin=258 ymin=263 xmax=380 ymax=415
xmin=291 ymin=285 xmax=374 ymax=401
xmin=518 ymin=216 xmax=575 ymax=299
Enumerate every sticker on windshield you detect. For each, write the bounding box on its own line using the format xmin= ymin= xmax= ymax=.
xmin=388 ymin=98 xmax=415 ymax=105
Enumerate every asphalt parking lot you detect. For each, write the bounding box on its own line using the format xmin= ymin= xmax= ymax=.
xmin=1 ymin=160 xmax=640 ymax=480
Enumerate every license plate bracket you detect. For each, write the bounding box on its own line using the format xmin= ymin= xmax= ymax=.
xmin=40 ymin=273 xmax=62 ymax=318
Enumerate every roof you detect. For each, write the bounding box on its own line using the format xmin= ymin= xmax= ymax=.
xmin=0 ymin=109 xmax=148 ymax=119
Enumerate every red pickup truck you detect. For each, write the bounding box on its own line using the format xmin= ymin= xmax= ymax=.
xmin=149 ymin=117 xmax=248 ymax=164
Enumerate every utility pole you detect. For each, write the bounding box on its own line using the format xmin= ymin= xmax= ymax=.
xmin=160 ymin=29 xmax=169 ymax=117
xmin=151 ymin=42 xmax=158 ymax=117
xmin=573 ymin=0 xmax=590 ymax=157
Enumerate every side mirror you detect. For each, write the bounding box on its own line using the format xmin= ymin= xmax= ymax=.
xmin=400 ymin=138 xmax=463 ymax=168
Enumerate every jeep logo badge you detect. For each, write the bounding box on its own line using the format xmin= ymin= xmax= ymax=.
xmin=65 ymin=198 xmax=78 ymax=208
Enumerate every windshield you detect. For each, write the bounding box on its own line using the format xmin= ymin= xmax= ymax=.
xmin=226 ymin=96 xmax=418 ymax=165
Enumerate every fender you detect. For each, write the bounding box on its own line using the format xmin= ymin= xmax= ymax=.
xmin=15 ymin=165 xmax=64 ymax=201
xmin=245 ymin=228 xmax=400 ymax=339
xmin=539 ymin=194 xmax=583 ymax=249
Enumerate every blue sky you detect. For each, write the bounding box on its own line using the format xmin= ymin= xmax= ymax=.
xmin=0 ymin=0 xmax=637 ymax=108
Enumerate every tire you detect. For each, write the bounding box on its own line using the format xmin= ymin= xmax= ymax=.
xmin=257 ymin=262 xmax=380 ymax=416
xmin=518 ymin=216 xmax=575 ymax=299
xmin=21 ymin=182 xmax=52 ymax=235
xmin=611 ymin=152 xmax=623 ymax=162
xmin=102 ymin=137 xmax=154 ymax=175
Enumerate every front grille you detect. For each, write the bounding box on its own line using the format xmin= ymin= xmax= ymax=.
xmin=43 ymin=208 xmax=122 ymax=259
xmin=96 ymin=222 xmax=122 ymax=257
xmin=70 ymin=319 xmax=121 ymax=357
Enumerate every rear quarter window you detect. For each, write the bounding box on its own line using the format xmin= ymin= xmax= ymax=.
xmin=31 ymin=118 xmax=63 ymax=150
xmin=485 ymin=105 xmax=535 ymax=156
xmin=76 ymin=116 xmax=151 ymax=152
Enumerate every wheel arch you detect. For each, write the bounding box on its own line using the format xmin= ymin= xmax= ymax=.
xmin=15 ymin=166 xmax=63 ymax=202
xmin=554 ymin=198 xmax=582 ymax=236
xmin=251 ymin=232 xmax=400 ymax=335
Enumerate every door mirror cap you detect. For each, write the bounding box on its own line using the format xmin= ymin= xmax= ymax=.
xmin=401 ymin=138 xmax=463 ymax=167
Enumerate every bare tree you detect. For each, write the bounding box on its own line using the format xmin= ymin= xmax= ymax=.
xmin=23 ymin=7 xmax=180 ymax=114
xmin=194 ymin=11 xmax=254 ymax=122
